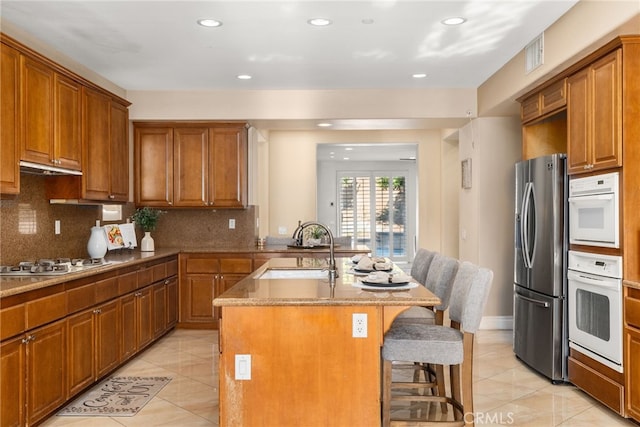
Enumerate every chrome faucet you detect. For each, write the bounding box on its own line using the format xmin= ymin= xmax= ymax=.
xmin=291 ymin=221 xmax=338 ymax=282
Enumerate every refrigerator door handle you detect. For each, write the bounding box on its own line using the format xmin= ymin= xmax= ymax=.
xmin=515 ymin=292 xmax=550 ymax=308
xmin=521 ymin=182 xmax=535 ymax=268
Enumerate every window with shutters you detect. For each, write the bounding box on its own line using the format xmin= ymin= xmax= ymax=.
xmin=338 ymin=173 xmax=408 ymax=260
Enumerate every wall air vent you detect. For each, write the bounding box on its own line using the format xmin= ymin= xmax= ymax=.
xmin=525 ymin=33 xmax=544 ymax=74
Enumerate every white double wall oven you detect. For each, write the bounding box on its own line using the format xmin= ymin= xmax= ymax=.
xmin=567 ymin=171 xmax=623 ymax=373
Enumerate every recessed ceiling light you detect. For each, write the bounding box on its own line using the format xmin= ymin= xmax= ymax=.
xmin=197 ymin=19 xmax=222 ymax=27
xmin=345 ymin=147 xmax=353 ymax=151
xmin=343 ymin=157 xmax=350 ymax=160
xmin=361 ymin=18 xmax=374 ymax=25
xmin=237 ymin=74 xmax=252 ymax=80
xmin=317 ymin=122 xmax=332 ymax=127
xmin=308 ymin=18 xmax=332 ymax=27
xmin=441 ymin=17 xmax=466 ymax=26
xmin=412 ymin=73 xmax=427 ymax=79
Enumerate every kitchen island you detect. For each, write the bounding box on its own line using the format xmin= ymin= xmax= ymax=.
xmin=213 ymin=257 xmax=440 ymax=427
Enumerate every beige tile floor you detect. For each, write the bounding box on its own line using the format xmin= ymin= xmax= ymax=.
xmin=42 ymin=329 xmax=637 ymax=427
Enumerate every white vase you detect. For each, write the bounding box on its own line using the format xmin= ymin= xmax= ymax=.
xmin=87 ymin=226 xmax=107 ymax=259
xmin=141 ymin=231 xmax=155 ymax=252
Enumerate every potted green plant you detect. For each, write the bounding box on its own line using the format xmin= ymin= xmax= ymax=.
xmin=131 ymin=207 xmax=163 ymax=251
xmin=305 ymin=225 xmax=327 ymax=245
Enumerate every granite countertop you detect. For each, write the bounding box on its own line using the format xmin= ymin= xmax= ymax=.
xmin=0 ymin=245 xmax=371 ymax=299
xmin=213 ymin=257 xmax=441 ymax=307
xmin=0 ymin=248 xmax=180 ymax=298
xmin=181 ymin=244 xmax=371 ymax=254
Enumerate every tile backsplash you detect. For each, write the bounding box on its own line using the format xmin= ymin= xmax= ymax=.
xmin=0 ymin=175 xmax=258 ymax=265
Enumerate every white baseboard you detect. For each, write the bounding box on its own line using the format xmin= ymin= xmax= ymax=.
xmin=479 ymin=316 xmax=513 ymax=330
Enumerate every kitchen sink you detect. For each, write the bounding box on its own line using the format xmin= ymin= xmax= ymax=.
xmin=258 ymin=268 xmax=328 ymax=279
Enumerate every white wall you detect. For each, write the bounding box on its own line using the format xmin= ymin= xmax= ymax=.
xmin=479 ymin=0 xmax=640 ymax=116
xmin=261 ymin=130 xmax=447 ymax=252
xmin=440 ymin=130 xmax=460 ymax=259
xmin=458 ymin=117 xmax=522 ymax=325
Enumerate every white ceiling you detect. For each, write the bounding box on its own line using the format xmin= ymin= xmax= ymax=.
xmin=1 ymin=0 xmax=578 ymax=91
xmin=1 ymin=0 xmax=579 ymax=158
xmin=316 ymin=142 xmax=417 ymax=162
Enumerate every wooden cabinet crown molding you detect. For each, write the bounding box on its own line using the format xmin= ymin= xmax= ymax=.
xmin=133 ymin=120 xmax=249 ymax=129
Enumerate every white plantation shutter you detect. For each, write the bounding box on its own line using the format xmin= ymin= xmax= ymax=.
xmin=338 ymin=173 xmax=407 ymax=260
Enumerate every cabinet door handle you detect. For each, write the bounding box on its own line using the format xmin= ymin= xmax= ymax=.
xmin=21 ymin=336 xmax=30 ymax=344
xmin=93 ymin=308 xmax=102 ymax=314
xmin=108 ymin=195 xmax=115 ymax=199
xmin=164 ymin=279 xmax=170 ymax=285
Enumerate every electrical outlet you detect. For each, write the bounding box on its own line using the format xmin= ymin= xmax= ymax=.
xmin=54 ymin=220 xmax=61 ymax=235
xmin=352 ymin=313 xmax=367 ymax=338
xmin=229 ymin=218 xmax=236 ymax=229
xmin=235 ymin=354 xmax=251 ymax=380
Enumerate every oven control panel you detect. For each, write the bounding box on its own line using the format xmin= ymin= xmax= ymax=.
xmin=568 ymin=250 xmax=622 ymax=278
xmin=569 ymin=171 xmax=618 ymax=197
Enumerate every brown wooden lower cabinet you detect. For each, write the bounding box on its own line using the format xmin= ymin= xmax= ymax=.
xmin=0 ymin=255 xmax=179 ymax=426
xmin=626 ymin=325 xmax=640 ymax=419
xmin=136 ymin=286 xmax=155 ymax=351
xmin=120 ymin=292 xmax=138 ymax=362
xmin=568 ymin=348 xmax=624 ymax=415
xmin=67 ymin=309 xmax=95 ymax=397
xmin=178 ymin=251 xmax=371 ymax=329
xmin=67 ymin=298 xmax=122 ymax=398
xmin=625 ymin=285 xmax=640 ymax=420
xmin=1 ymin=336 xmax=26 ymax=427
xmin=27 ymin=319 xmax=67 ymax=426
xmin=95 ymin=299 xmax=121 ymax=378
xmin=179 ymin=254 xmax=253 ymax=329
xmin=166 ymin=277 xmax=178 ymax=329
xmin=153 ymin=281 xmax=167 ymax=338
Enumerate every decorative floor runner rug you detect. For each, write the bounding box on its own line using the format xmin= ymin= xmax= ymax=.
xmin=58 ymin=376 xmax=172 ymax=417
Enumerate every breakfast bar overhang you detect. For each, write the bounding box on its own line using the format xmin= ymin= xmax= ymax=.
xmin=213 ymin=257 xmax=440 ymax=427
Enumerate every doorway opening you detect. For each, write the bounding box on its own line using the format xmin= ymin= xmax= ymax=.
xmin=316 ymin=143 xmax=417 ymax=263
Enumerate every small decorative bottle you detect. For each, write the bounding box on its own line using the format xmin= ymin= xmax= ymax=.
xmin=87 ymin=226 xmax=107 ymax=259
xmin=141 ymin=231 xmax=155 ymax=252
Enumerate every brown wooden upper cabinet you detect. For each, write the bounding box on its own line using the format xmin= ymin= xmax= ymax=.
xmin=520 ymin=78 xmax=567 ymax=124
xmin=81 ymin=88 xmax=129 ymax=202
xmin=1 ymin=42 xmax=20 ymax=196
xmin=45 ymin=89 xmax=130 ymax=203
xmin=21 ymin=55 xmax=82 ymax=172
xmin=567 ymin=49 xmax=622 ymax=175
xmin=2 ymin=34 xmax=130 ymax=200
xmin=134 ymin=122 xmax=248 ymax=208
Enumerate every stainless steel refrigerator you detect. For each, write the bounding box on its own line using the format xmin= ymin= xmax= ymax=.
xmin=513 ymin=153 xmax=568 ymax=383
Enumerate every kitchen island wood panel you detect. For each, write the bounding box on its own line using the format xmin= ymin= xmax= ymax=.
xmin=221 ymin=305 xmax=382 ymax=426
xmin=214 ymin=258 xmax=439 ymax=427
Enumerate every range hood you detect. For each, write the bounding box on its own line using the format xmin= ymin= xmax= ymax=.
xmin=19 ymin=160 xmax=82 ymax=176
